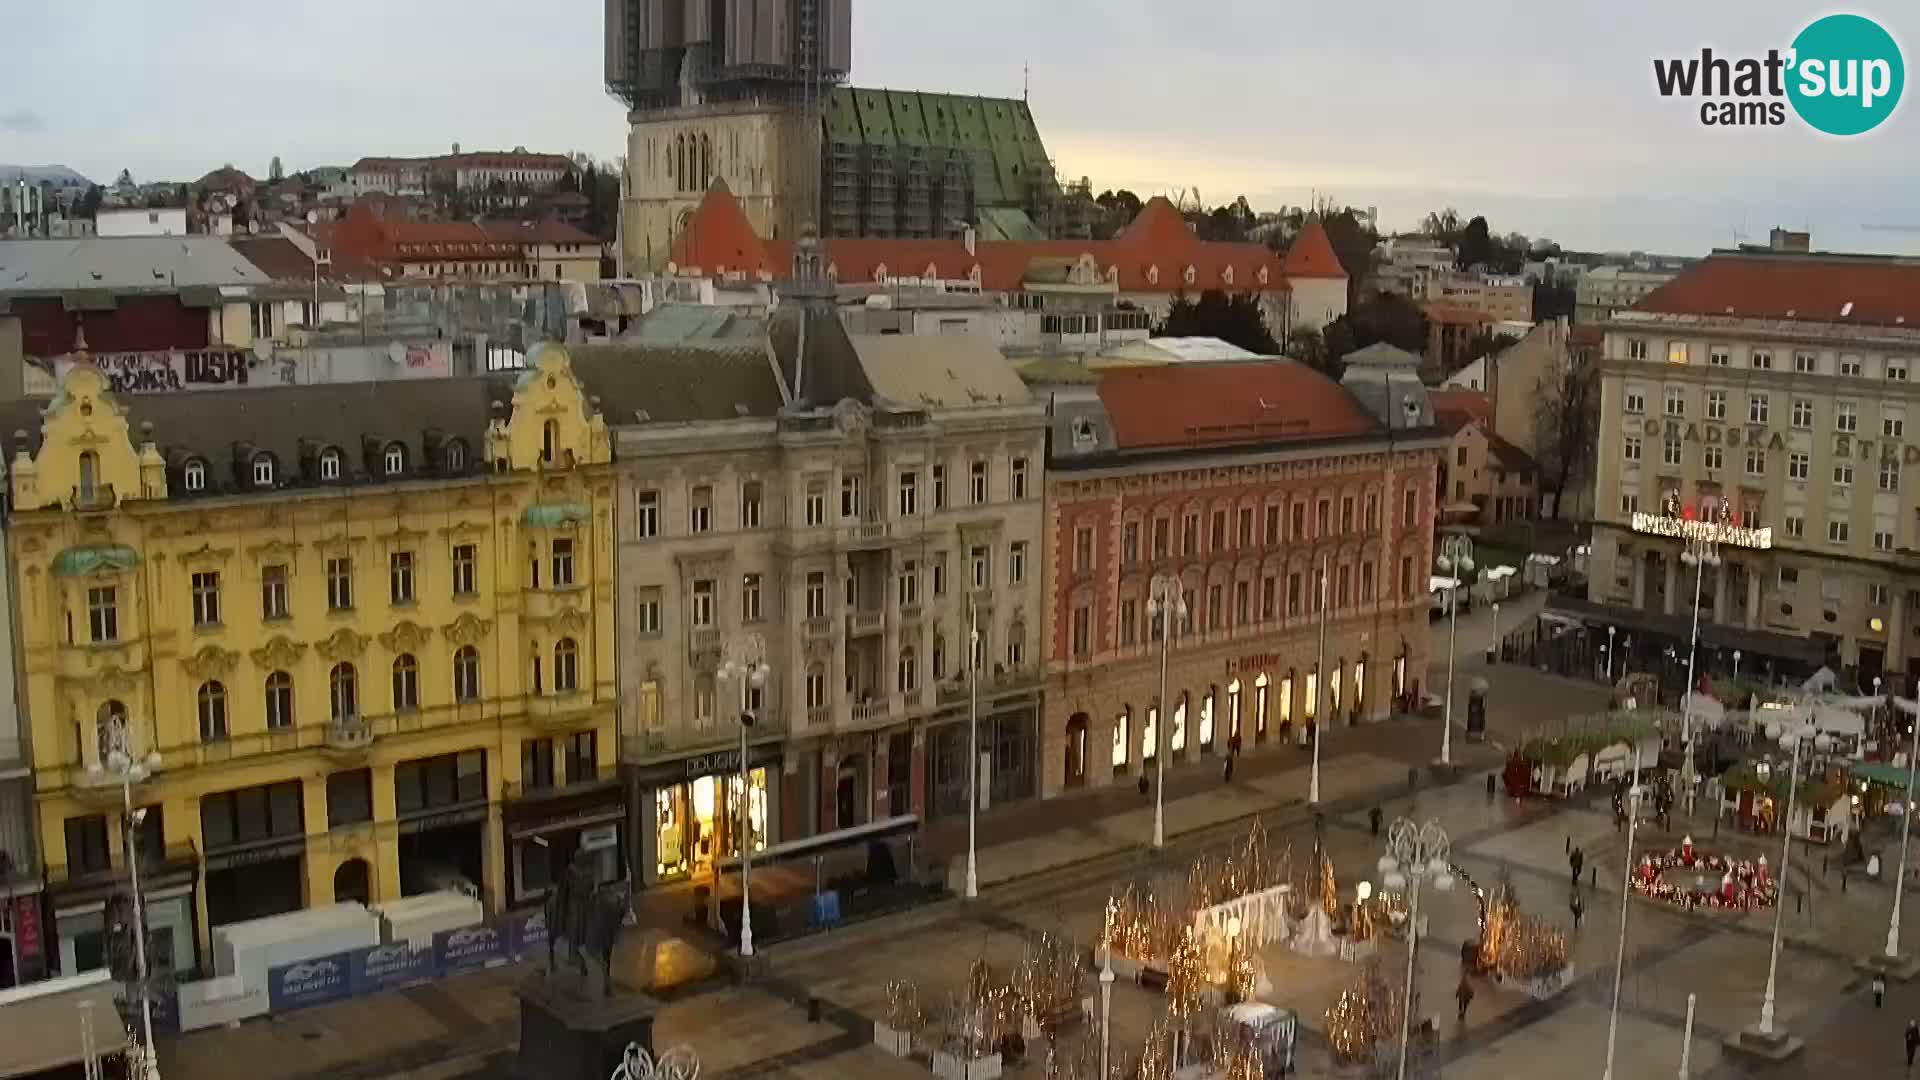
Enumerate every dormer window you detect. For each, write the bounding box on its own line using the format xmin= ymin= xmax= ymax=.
xmin=444 ymin=439 xmax=467 ymax=473
xmin=251 ymin=454 xmax=275 ymax=487
xmin=1183 ymin=265 xmax=1197 ymax=286
xmin=383 ymin=444 xmax=406 ymax=476
xmin=1071 ymin=417 xmax=1097 ymax=448
xmin=1147 ymin=265 xmax=1160 ymax=286
xmin=1257 ymin=266 xmax=1270 ymax=286
xmin=319 ymin=448 xmax=342 ymax=481
xmin=183 ymin=460 xmax=206 ymax=492
xmin=874 ymin=263 xmax=889 ymax=284
xmin=1222 ymin=265 xmax=1235 ymax=287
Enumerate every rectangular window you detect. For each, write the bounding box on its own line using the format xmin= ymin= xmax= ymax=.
xmin=1623 ymin=436 xmax=1641 ymax=461
xmin=1871 ymin=582 xmax=1893 ymax=605
xmin=326 ymin=557 xmax=353 ymax=610
xmin=1706 ymin=390 xmax=1727 ymax=420
xmin=932 ymin=555 xmax=947 ymax=597
xmin=1011 ymin=457 xmax=1029 ymax=500
xmin=804 ymin=477 xmax=827 ymax=526
xmin=690 ymin=580 xmax=715 ymax=627
xmin=897 ymin=471 xmax=918 ymax=517
xmin=1886 ymin=409 xmax=1906 ymax=438
xmin=1207 ymin=584 xmax=1223 ymax=630
xmin=1365 ymin=493 xmax=1380 ymax=531
xmin=1838 ymin=401 xmax=1858 ymax=433
xmin=191 ymin=571 xmax=221 ymax=627
xmin=389 ymin=552 xmax=415 ymax=605
xmin=635 ymin=490 xmax=660 ymax=538
xmin=1792 ymin=398 xmax=1814 ymax=429
xmin=1287 ymin=572 xmax=1302 ymax=618
xmin=1073 ymin=528 xmax=1093 ymax=574
xmin=1662 ymin=437 xmax=1682 ymax=467
xmin=1785 ymin=513 xmax=1805 ymax=540
xmin=65 ymin=815 xmax=111 ymax=876
xmin=1621 ymin=493 xmax=1640 ymax=515
xmin=1789 ymin=453 xmax=1810 ymax=480
xmin=1835 ymin=462 xmax=1855 ymax=486
xmin=1890 ymin=360 xmax=1910 ymax=382
xmin=1795 ymin=351 xmax=1818 ymax=374
xmin=970 ymin=546 xmax=991 ymax=590
xmin=1265 ymin=505 xmax=1281 ymax=545
xmin=1663 ymin=387 xmax=1686 ymax=417
xmin=1666 ymin=342 xmax=1687 ymax=365
xmin=1829 ymin=519 xmax=1850 ymax=544
xmin=1624 ymin=389 xmax=1646 ymax=413
xmin=1182 ymin=512 xmax=1199 ymax=555
xmin=1341 ymin=496 xmax=1355 ymax=534
xmin=1709 ymin=346 xmax=1730 ymax=367
xmin=969 ymin=460 xmax=988 ymax=504
xmin=740 ymin=481 xmax=763 ymax=529
xmin=1748 ymin=393 xmax=1769 ymax=424
xmin=1874 ymin=530 xmax=1896 ymax=553
xmin=1122 ymin=521 xmax=1140 ymax=565
xmin=742 ymin=573 xmax=763 ymax=621
xmin=806 ymin=573 xmax=828 ymax=619
xmin=1316 ymin=499 xmax=1331 ymax=535
xmin=1234 ymin=580 xmax=1249 ymax=625
xmin=1071 ymin=606 xmax=1092 ymax=658
xmin=1238 ymin=507 xmax=1254 ymax=547
xmin=1881 ymin=461 xmax=1902 ymax=492
xmin=1841 ymin=354 xmax=1864 ymax=377
xmin=1292 ymin=502 xmax=1307 ymax=540
xmin=1702 ymin=446 xmax=1723 ymax=472
xmin=1210 ymin=510 xmax=1226 ymax=551
xmin=521 ymin=738 xmax=555 ymax=790
xmin=1751 ymin=349 xmax=1773 ymax=370
xmin=1152 ymin=517 xmax=1170 ymax=559
xmin=1120 ymin=598 xmax=1138 ymax=645
xmin=1745 ymin=449 xmax=1766 ymax=476
xmin=261 ymin=565 xmax=289 ymax=620
xmin=1261 ymin=577 xmax=1276 ymax=620
xmin=840 ymin=474 xmax=862 ymax=519
xmin=551 ymin=538 xmax=575 ymax=587
xmin=1628 ymin=338 xmax=1648 ymax=361
xmin=1011 ymin=540 xmax=1029 ymax=584
xmin=452 ymin=544 xmax=477 ymax=596
xmin=1362 ymin=561 xmax=1376 ymax=602
xmin=326 ymin=770 xmax=373 ymax=829
xmin=931 ymin=464 xmax=947 ymax=509
xmin=690 ymin=485 xmax=713 ymax=533
xmin=1400 ymin=556 xmax=1413 ymax=598
xmin=637 ymin=587 xmax=662 ymax=635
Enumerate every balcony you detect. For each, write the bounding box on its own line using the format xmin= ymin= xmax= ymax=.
xmin=936 ymin=666 xmax=1043 ymax=707
xmin=526 ymin=691 xmax=600 ymax=729
xmin=620 ymin=711 xmax=788 ymax=763
xmin=806 ymin=706 xmax=831 ymax=728
xmin=847 ymin=610 xmax=885 ymax=637
xmin=326 ymin=716 xmax=376 ymax=755
xmin=69 ymin=483 xmax=117 ymax=513
xmin=841 ymin=520 xmax=894 ymax=550
xmin=688 ymin=626 xmax=722 ymax=662
xmin=803 ymin=615 xmax=835 ymax=639
xmin=898 ymin=601 xmax=924 ymax=624
xmin=849 ymin=700 xmax=891 ymax=726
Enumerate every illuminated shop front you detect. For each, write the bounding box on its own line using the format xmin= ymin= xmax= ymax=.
xmin=631 ymin=744 xmax=782 ymax=887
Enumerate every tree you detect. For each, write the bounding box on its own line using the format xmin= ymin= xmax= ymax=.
xmin=1285 ymin=328 xmax=1331 ymax=375
xmin=1155 ymin=290 xmax=1280 ymax=354
xmin=76 ymin=184 xmax=103 ymax=220
xmin=1457 ymin=215 xmax=1492 ymax=269
xmin=1464 ymin=330 xmax=1520 ymax=364
xmin=268 ymin=156 xmax=284 ymax=183
xmin=1421 ymin=207 xmax=1462 ymax=242
xmin=1323 ymin=292 xmax=1426 ymax=361
xmin=1319 ymin=207 xmax=1381 ymax=296
xmin=1535 ymin=357 xmax=1599 ymax=519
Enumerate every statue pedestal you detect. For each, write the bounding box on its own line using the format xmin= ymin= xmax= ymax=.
xmin=517 ymin=977 xmax=658 ymax=1080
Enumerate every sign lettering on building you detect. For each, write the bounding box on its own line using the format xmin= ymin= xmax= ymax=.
xmin=1630 ymin=511 xmax=1774 ymax=549
xmin=1226 ymin=653 xmax=1283 ymax=675
xmin=1636 ymin=418 xmax=1920 ymax=465
xmin=56 ymin=349 xmax=259 ymax=394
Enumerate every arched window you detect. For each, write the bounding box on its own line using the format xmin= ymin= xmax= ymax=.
xmin=1255 ymin=672 xmax=1271 ymax=740
xmin=391 ymin=654 xmax=419 ymax=711
xmin=1227 ymin=678 xmax=1242 ymax=742
xmin=1171 ymin=692 xmax=1188 ymax=753
xmin=1111 ymin=707 xmax=1130 ymax=772
xmin=96 ymin=700 xmax=127 ymax=763
xmin=78 ymin=450 xmax=98 ymax=501
xmin=453 ymin=646 xmax=481 ymax=703
xmin=330 ymin=662 xmax=358 ymax=723
xmin=383 ymin=444 xmax=406 ymax=476
xmin=897 ymin=645 xmax=917 ymax=694
xmin=443 ymin=439 xmax=467 ymax=474
xmin=197 ymin=680 xmax=228 ymax=742
xmin=541 ymin=419 xmax=558 ymax=465
xmin=553 ymin=638 xmax=578 ymax=692
xmin=700 ymin=133 xmax=712 ymax=189
xmin=1066 ymin=712 xmax=1089 ymax=787
xmin=265 ymin=672 xmax=293 ymax=730
xmin=252 ymin=454 xmax=274 ymax=487
xmin=1199 ymin=686 xmax=1215 ymax=751
xmin=183 ymin=460 xmax=206 ymax=492
xmin=1142 ymin=703 xmax=1158 ymax=764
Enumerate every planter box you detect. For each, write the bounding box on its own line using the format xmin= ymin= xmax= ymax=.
xmin=931 ymin=1049 xmax=1003 ymax=1080
xmin=1527 ymin=965 xmax=1574 ymax=1000
xmin=873 ymin=1022 xmax=913 ymax=1056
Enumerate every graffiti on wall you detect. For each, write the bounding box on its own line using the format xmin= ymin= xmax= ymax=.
xmin=55 ymin=349 xmax=263 ymax=393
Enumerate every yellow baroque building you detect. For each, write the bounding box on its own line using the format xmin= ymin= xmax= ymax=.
xmin=5 ymin=344 xmax=616 ymax=977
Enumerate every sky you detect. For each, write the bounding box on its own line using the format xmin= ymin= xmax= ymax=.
xmin=4 ymin=0 xmax=1919 ymax=256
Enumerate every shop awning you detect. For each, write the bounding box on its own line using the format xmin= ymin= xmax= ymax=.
xmin=1851 ymin=760 xmax=1913 ymax=788
xmin=51 ymin=543 xmax=140 ymax=577
xmin=1542 ymin=594 xmax=1827 ymax=667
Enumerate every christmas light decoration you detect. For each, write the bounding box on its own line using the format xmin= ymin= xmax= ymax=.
xmin=1629 ymin=846 xmax=1779 ymax=911
xmin=1324 ymin=959 xmax=1401 ymax=1065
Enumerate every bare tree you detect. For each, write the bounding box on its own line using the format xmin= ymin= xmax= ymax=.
xmin=1534 ymin=357 xmax=1598 ymax=519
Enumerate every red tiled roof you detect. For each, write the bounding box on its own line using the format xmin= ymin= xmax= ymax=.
xmin=229 ymin=236 xmax=379 ymax=284
xmin=315 ymin=204 xmax=522 ymax=266
xmin=479 ymin=219 xmax=601 ymax=246
xmin=1095 ymin=360 xmax=1377 ymax=451
xmin=1428 ymin=389 xmax=1492 ymax=433
xmin=669 ymin=187 xmax=1291 ymax=294
xmin=1568 ymin=324 xmax=1604 ymax=348
xmin=1281 ymin=220 xmax=1347 ymax=279
xmin=1488 ymin=435 xmax=1537 ymax=472
xmin=1633 ymin=251 xmax=1920 ymax=327
xmin=1422 ymin=303 xmax=1494 ymax=325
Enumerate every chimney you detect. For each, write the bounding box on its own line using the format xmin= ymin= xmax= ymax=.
xmin=964 ymin=226 xmax=976 ymax=258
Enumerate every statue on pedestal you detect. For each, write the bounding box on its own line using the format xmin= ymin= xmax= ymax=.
xmin=543 ymin=848 xmax=631 ymax=999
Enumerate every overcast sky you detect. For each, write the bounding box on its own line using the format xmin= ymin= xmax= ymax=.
xmin=5 ymin=0 xmax=1917 ymax=255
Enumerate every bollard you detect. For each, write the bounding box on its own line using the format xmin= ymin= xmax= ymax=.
xmin=1590 ymin=866 xmax=1597 ymax=890
xmin=1796 ymin=891 xmax=1803 ymax=914
xmin=1823 ymin=856 xmax=1829 ymax=876
xmin=808 ymin=996 xmax=823 ymax=1023
xmin=1841 ymin=871 xmax=1848 ymax=893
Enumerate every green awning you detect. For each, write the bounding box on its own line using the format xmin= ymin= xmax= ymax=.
xmin=51 ymin=544 xmax=140 ymax=577
xmin=523 ymin=503 xmax=590 ymax=528
xmin=1850 ymin=761 xmax=1912 ymax=788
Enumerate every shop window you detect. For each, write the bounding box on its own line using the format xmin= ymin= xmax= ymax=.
xmin=394 ymin=751 xmax=487 ymax=816
xmin=201 ymin=781 xmax=304 ymax=848
xmin=1112 ymin=707 xmax=1131 ymax=773
xmin=326 ymin=770 xmax=373 ymax=829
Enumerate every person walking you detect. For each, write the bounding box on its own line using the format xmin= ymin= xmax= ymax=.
xmin=1569 ymin=846 xmax=1585 ymax=888
xmin=1369 ymin=806 xmax=1384 ymax=838
xmin=1875 ymin=971 xmax=1888 ymax=1008
xmin=1455 ymin=977 xmax=1475 ymax=1026
xmin=1906 ymin=1019 xmax=1918 ymax=1072
xmin=1569 ymin=890 xmax=1584 ymax=931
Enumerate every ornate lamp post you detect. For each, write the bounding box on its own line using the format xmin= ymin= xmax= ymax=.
xmin=1377 ymin=819 xmax=1454 ymax=1080
xmin=1672 ymin=492 xmax=1730 ymax=817
xmin=1602 ymin=745 xmax=1646 ymax=1080
xmin=718 ymin=635 xmax=770 ymax=958
xmin=87 ymin=713 xmax=162 ymax=1080
xmin=1757 ymin=722 xmax=1830 ymax=1037
xmin=966 ymin=601 xmax=981 ymax=899
xmin=1099 ymin=948 xmax=1115 ymax=1078
xmin=1434 ymin=535 xmax=1474 ymax=767
xmin=1146 ymin=574 xmax=1187 ymax=849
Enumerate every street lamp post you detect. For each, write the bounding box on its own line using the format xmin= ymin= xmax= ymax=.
xmin=1674 ymin=495 xmax=1729 ymax=818
xmin=1435 ymin=535 xmax=1474 ymax=767
xmin=966 ymin=602 xmax=981 ymax=898
xmin=1757 ymin=723 xmax=1829 ymax=1036
xmin=1603 ymin=746 xmax=1645 ymax=1080
xmin=1377 ymin=819 xmax=1454 ymax=1080
xmin=1891 ymin=693 xmax=1920 ymax=962
xmin=1732 ymin=649 xmax=1743 ymax=682
xmin=1488 ymin=601 xmax=1500 ymax=664
xmin=1311 ymin=552 xmax=1328 ymax=804
xmin=1147 ymin=574 xmax=1187 ymax=848
xmin=1099 ymin=949 xmax=1115 ymax=1079
xmin=1607 ymin=626 xmax=1618 ymax=683
xmin=87 ymin=714 xmax=162 ymax=1080
xmin=718 ymin=636 xmax=770 ymax=958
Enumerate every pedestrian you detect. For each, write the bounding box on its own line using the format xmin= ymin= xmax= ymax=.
xmin=1455 ymin=977 xmax=1474 ymax=1025
xmin=1222 ymin=756 xmax=1235 ymax=783
xmin=1570 ymin=890 xmax=1584 ymax=931
xmin=1486 ymin=772 xmax=1496 ymax=800
xmin=1569 ymin=846 xmax=1585 ymax=887
xmin=1369 ymin=806 xmax=1384 ymax=837
xmin=1138 ymin=775 xmax=1149 ymax=797
xmin=1907 ymin=1019 xmax=1918 ymax=1071
xmin=1875 ymin=972 xmax=1888 ymax=1008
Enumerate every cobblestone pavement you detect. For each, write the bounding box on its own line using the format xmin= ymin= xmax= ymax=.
xmin=160 ymin=604 xmax=1920 ymax=1079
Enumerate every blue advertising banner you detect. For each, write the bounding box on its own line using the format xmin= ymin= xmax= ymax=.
xmin=434 ymin=923 xmax=507 ymax=973
xmin=349 ymin=941 xmax=437 ymax=996
xmin=266 ymin=952 xmax=355 ymax=1013
xmin=507 ymin=909 xmax=549 ymax=961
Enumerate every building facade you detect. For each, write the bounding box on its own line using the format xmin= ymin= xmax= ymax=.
xmin=1423 ymin=274 xmax=1533 ymax=323
xmin=604 ymin=259 xmax=1048 ymax=887
xmin=1037 ymin=348 xmax=1443 ymax=797
xmin=8 ymin=346 xmax=617 ymax=978
xmin=1584 ymin=249 xmax=1920 ymax=687
xmin=1575 ymin=265 xmax=1680 ymax=325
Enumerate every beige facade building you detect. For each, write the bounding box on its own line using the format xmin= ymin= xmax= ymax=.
xmin=1582 ymin=249 xmax=1920 ymax=687
xmin=1424 ymin=273 xmax=1533 ymax=323
xmin=1575 ymin=265 xmax=1680 ymax=324
xmin=600 ymin=250 xmax=1048 ymax=887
